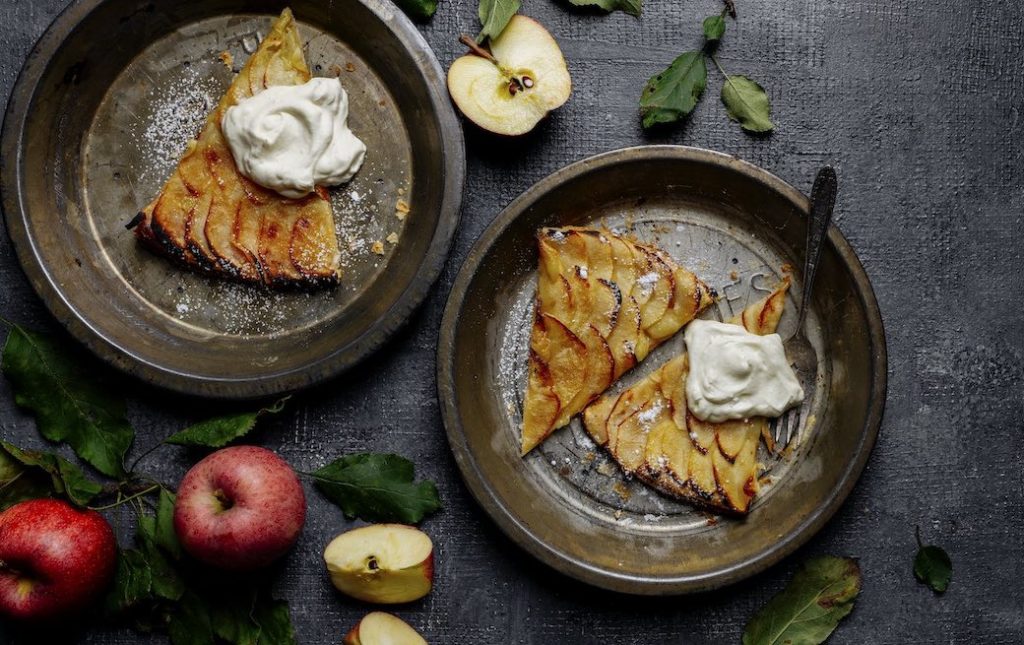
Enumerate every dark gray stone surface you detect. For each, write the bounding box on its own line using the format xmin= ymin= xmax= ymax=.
xmin=1 ymin=0 xmax=1022 ymax=643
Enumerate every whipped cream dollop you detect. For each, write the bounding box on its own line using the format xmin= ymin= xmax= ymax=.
xmin=684 ymin=319 xmax=804 ymax=423
xmin=221 ymin=77 xmax=366 ymax=199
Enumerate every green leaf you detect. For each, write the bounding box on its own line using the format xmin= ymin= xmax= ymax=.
xmin=0 ymin=441 xmax=102 ymax=509
xmin=155 ymin=488 xmax=182 ymax=559
xmin=914 ymin=529 xmax=952 ymax=593
xmin=0 ymin=446 xmax=54 ymax=510
xmin=104 ymin=549 xmax=153 ymax=615
xmin=703 ymin=14 xmax=726 ymax=42
xmin=137 ymin=514 xmax=185 ymax=602
xmin=721 ymin=74 xmax=774 ymax=132
xmin=566 ymin=0 xmax=642 ymax=17
xmin=1 ymin=326 xmax=133 ymax=477
xmin=313 ymin=453 xmax=442 ymax=524
xmin=477 ymin=0 xmax=520 ymax=42
xmin=168 ymin=591 xmax=216 ymax=645
xmin=639 ymin=51 xmax=707 ymax=128
xmin=210 ymin=588 xmax=296 ymax=645
xmin=393 ymin=0 xmax=437 ymax=21
xmin=164 ymin=397 xmax=289 ymax=448
xmin=742 ymin=555 xmax=861 ymax=645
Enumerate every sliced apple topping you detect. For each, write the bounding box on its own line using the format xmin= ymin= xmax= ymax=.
xmin=448 ymin=16 xmax=572 ymax=136
xmin=581 ymin=281 xmax=791 ymax=515
xmin=521 ymin=226 xmax=715 ymax=455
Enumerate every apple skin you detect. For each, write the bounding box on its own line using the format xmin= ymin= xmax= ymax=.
xmin=344 ymin=611 xmax=428 ymax=645
xmin=173 ymin=445 xmax=306 ymax=571
xmin=0 ymin=498 xmax=117 ymax=621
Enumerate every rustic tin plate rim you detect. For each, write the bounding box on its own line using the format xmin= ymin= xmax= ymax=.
xmin=0 ymin=0 xmax=465 ymax=399
xmin=437 ymin=145 xmax=887 ymax=594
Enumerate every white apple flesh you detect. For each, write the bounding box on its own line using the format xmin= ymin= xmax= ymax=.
xmin=344 ymin=611 xmax=428 ymax=645
xmin=324 ymin=524 xmax=433 ymax=604
xmin=173 ymin=445 xmax=306 ymax=571
xmin=448 ymin=16 xmax=572 ymax=135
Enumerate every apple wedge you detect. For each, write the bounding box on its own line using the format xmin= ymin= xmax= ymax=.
xmin=447 ymin=16 xmax=571 ymax=136
xmin=344 ymin=612 xmax=427 ymax=645
xmin=324 ymin=525 xmax=433 ymax=604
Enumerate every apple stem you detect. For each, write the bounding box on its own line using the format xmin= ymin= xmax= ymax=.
xmin=88 ymin=484 xmax=161 ymax=511
xmin=458 ymin=34 xmax=500 ymax=66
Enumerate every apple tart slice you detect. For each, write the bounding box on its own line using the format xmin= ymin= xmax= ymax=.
xmin=521 ymin=227 xmax=716 ymax=455
xmin=581 ymin=281 xmax=790 ymax=515
xmin=130 ymin=9 xmax=341 ymax=288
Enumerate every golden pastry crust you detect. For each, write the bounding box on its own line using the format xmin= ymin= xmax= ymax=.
xmin=130 ymin=9 xmax=341 ymax=289
xmin=582 ymin=281 xmax=790 ymax=515
xmin=521 ymin=227 xmax=716 ymax=455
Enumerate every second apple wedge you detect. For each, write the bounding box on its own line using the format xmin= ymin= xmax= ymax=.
xmin=447 ymin=16 xmax=572 ymax=135
xmin=324 ymin=524 xmax=433 ymax=604
xmin=344 ymin=612 xmax=428 ymax=645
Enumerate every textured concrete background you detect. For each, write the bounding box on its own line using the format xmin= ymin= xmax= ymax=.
xmin=1 ymin=0 xmax=1023 ymax=643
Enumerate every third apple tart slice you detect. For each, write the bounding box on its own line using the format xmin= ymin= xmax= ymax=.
xmin=521 ymin=227 xmax=716 ymax=455
xmin=581 ymin=281 xmax=790 ymax=515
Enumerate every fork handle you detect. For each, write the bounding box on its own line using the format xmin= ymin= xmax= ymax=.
xmin=797 ymin=167 xmax=838 ymax=331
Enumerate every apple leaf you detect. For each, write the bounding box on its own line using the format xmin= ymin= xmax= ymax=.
xmin=1 ymin=325 xmax=133 ymax=477
xmin=138 ymin=513 xmax=185 ymax=601
xmin=209 ymin=588 xmax=297 ymax=645
xmin=566 ymin=0 xmax=642 ymax=17
xmin=477 ymin=0 xmax=520 ymax=42
xmin=155 ymin=488 xmax=182 ymax=559
xmin=742 ymin=556 xmax=861 ymax=645
xmin=703 ymin=14 xmax=726 ymax=42
xmin=0 ymin=440 xmax=102 ymax=509
xmin=313 ymin=453 xmax=442 ymax=524
xmin=168 ymin=592 xmax=216 ymax=645
xmin=164 ymin=397 xmax=290 ymax=448
xmin=394 ymin=0 xmax=437 ymax=21
xmin=640 ymin=51 xmax=707 ymax=128
xmin=721 ymin=74 xmax=774 ymax=132
xmin=105 ymin=549 xmax=154 ymax=615
xmin=914 ymin=528 xmax=952 ymax=593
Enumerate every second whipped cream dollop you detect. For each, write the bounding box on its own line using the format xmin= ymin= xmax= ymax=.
xmin=221 ymin=77 xmax=366 ymax=199
xmin=684 ymin=319 xmax=804 ymax=423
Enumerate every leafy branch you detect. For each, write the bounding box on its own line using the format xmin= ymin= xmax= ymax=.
xmin=640 ymin=9 xmax=774 ymax=133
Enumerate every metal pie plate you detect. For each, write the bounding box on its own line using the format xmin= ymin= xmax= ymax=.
xmin=438 ymin=146 xmax=886 ymax=594
xmin=1 ymin=0 xmax=463 ymax=397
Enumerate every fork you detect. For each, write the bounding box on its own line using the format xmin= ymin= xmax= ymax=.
xmin=774 ymin=166 xmax=838 ymax=448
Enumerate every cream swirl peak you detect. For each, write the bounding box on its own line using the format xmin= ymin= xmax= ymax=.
xmin=221 ymin=77 xmax=366 ymax=199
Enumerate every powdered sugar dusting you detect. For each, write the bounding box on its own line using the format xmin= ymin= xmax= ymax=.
xmin=134 ymin=65 xmax=219 ymax=185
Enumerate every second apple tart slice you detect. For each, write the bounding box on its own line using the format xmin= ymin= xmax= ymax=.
xmin=521 ymin=227 xmax=716 ymax=455
xmin=581 ymin=282 xmax=790 ymax=515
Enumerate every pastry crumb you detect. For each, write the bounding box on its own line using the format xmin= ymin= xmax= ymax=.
xmin=397 ymin=187 xmax=405 ymax=195
xmin=218 ymin=51 xmax=234 ymax=70
xmin=395 ymin=211 xmax=407 ymax=221
xmin=396 ymin=199 xmax=410 ymax=213
xmin=386 ymin=232 xmax=399 ymax=245
xmin=345 ymin=62 xmax=356 ymax=72
xmin=371 ymin=241 xmax=385 ymax=255
xmin=328 ymin=64 xmax=343 ymax=77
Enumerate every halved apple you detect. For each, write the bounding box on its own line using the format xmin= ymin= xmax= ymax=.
xmin=344 ymin=612 xmax=427 ymax=645
xmin=447 ymin=16 xmax=571 ymax=135
xmin=324 ymin=524 xmax=433 ymax=604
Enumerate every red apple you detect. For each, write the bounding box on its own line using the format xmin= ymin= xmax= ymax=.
xmin=173 ymin=445 xmax=306 ymax=570
xmin=0 ymin=498 xmax=117 ymax=621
